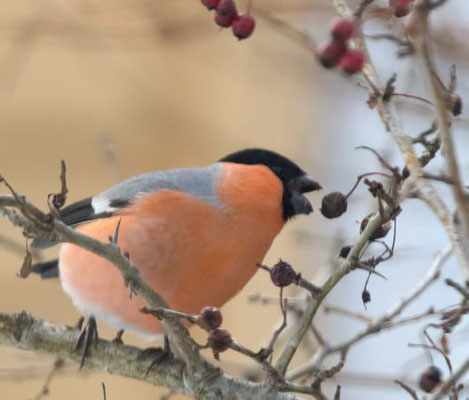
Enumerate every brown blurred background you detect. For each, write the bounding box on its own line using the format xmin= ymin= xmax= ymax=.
xmin=0 ymin=1 xmax=337 ymax=399
xmin=1 ymin=0 xmax=469 ymax=399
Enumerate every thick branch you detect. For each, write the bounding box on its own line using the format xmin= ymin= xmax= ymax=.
xmin=411 ymin=0 xmax=469 ymax=282
xmin=0 ymin=312 xmax=300 ymax=400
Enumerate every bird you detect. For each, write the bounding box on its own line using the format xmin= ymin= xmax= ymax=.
xmin=32 ymin=148 xmax=321 ymax=342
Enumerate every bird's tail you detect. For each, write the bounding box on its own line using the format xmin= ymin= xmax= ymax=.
xmin=31 ymin=259 xmax=59 ymax=279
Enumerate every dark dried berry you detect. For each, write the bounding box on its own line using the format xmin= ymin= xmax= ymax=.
xmin=232 ymin=15 xmax=255 ymax=40
xmin=197 ymin=306 xmax=223 ymax=331
xmin=208 ymin=328 xmax=232 ymax=360
xmin=340 ymin=49 xmax=365 ymax=74
xmin=201 ymin=0 xmax=220 ymax=10
xmin=317 ymin=41 xmax=347 ymax=69
xmin=320 ymin=192 xmax=348 ymax=219
xmin=215 ymin=12 xmax=236 ymax=28
xmin=360 ymin=214 xmax=392 ymax=240
xmin=339 ymin=245 xmax=352 ymax=258
xmin=419 ymin=366 xmax=442 ymax=393
xmin=402 ymin=166 xmax=410 ymax=179
xmin=271 ymin=260 xmax=298 ymax=287
xmin=216 ymin=0 xmax=237 ymax=18
xmin=331 ymin=18 xmax=354 ymax=41
xmin=362 ymin=290 xmax=371 ymax=304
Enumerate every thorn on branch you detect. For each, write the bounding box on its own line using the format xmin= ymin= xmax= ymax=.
xmin=445 ymin=279 xmax=469 ymax=299
xmin=365 ymin=33 xmax=415 ymax=57
xmin=47 ymin=160 xmax=68 ymax=217
xmin=382 ymin=74 xmax=397 ymax=102
xmin=334 ymin=385 xmax=341 ymax=400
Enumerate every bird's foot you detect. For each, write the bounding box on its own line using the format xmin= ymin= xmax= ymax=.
xmin=138 ymin=336 xmax=173 ymax=375
xmin=74 ymin=316 xmax=98 ymax=369
xmin=112 ymin=329 xmax=125 ymax=345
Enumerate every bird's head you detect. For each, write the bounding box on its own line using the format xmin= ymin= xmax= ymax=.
xmin=220 ymin=148 xmax=321 ymax=221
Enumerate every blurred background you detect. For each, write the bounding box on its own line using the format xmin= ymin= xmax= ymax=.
xmin=0 ymin=0 xmax=468 ymax=399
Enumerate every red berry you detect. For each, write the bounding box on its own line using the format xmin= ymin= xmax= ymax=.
xmin=216 ymin=0 xmax=238 ymax=18
xmin=340 ymin=49 xmax=365 ymax=74
xmin=201 ymin=0 xmax=220 ymax=10
xmin=331 ymin=18 xmax=354 ymax=41
xmin=232 ymin=15 xmax=255 ymax=40
xmin=215 ymin=12 xmax=236 ymax=28
xmin=317 ymin=41 xmax=347 ymax=69
xmin=390 ymin=0 xmax=413 ymax=17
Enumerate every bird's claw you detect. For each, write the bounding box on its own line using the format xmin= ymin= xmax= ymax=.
xmin=74 ymin=316 xmax=98 ymax=369
xmin=138 ymin=336 xmax=173 ymax=375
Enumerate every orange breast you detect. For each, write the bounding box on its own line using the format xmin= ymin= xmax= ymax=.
xmin=59 ymin=163 xmax=284 ymax=336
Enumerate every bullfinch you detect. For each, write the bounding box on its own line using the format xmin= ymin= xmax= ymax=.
xmin=32 ymin=148 xmax=320 ymax=340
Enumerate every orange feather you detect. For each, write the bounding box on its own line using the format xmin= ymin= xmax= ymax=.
xmin=59 ymin=163 xmax=284 ymax=337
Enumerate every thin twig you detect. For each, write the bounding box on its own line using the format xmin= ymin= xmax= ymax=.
xmin=394 ymin=379 xmax=420 ymax=400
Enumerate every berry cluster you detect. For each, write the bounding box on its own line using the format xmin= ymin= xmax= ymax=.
xmin=201 ymin=0 xmax=255 ymax=40
xmin=196 ymin=306 xmax=233 ymax=360
xmin=390 ymin=0 xmax=415 ymax=18
xmin=318 ymin=18 xmax=365 ymax=74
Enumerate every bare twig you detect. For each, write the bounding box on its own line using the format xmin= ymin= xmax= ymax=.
xmin=394 ymin=379 xmax=419 ymax=400
xmin=331 ymin=0 xmax=469 ymax=283
xmin=32 ymin=358 xmax=64 ymax=400
xmin=276 ymin=203 xmax=400 ymax=376
xmin=287 ymin=245 xmax=452 ymax=381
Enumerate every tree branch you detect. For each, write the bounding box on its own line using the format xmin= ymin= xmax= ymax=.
xmin=275 ymin=203 xmax=400 ymax=376
xmin=0 ymin=312 xmax=301 ymax=400
xmin=330 ymin=0 xmax=469 ymax=281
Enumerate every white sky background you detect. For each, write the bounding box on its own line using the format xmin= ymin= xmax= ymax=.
xmin=299 ymin=1 xmax=469 ymax=398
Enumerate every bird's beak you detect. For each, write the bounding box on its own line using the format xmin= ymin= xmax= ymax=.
xmin=293 ymin=175 xmax=322 ymax=194
xmin=289 ymin=175 xmax=321 ymax=216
